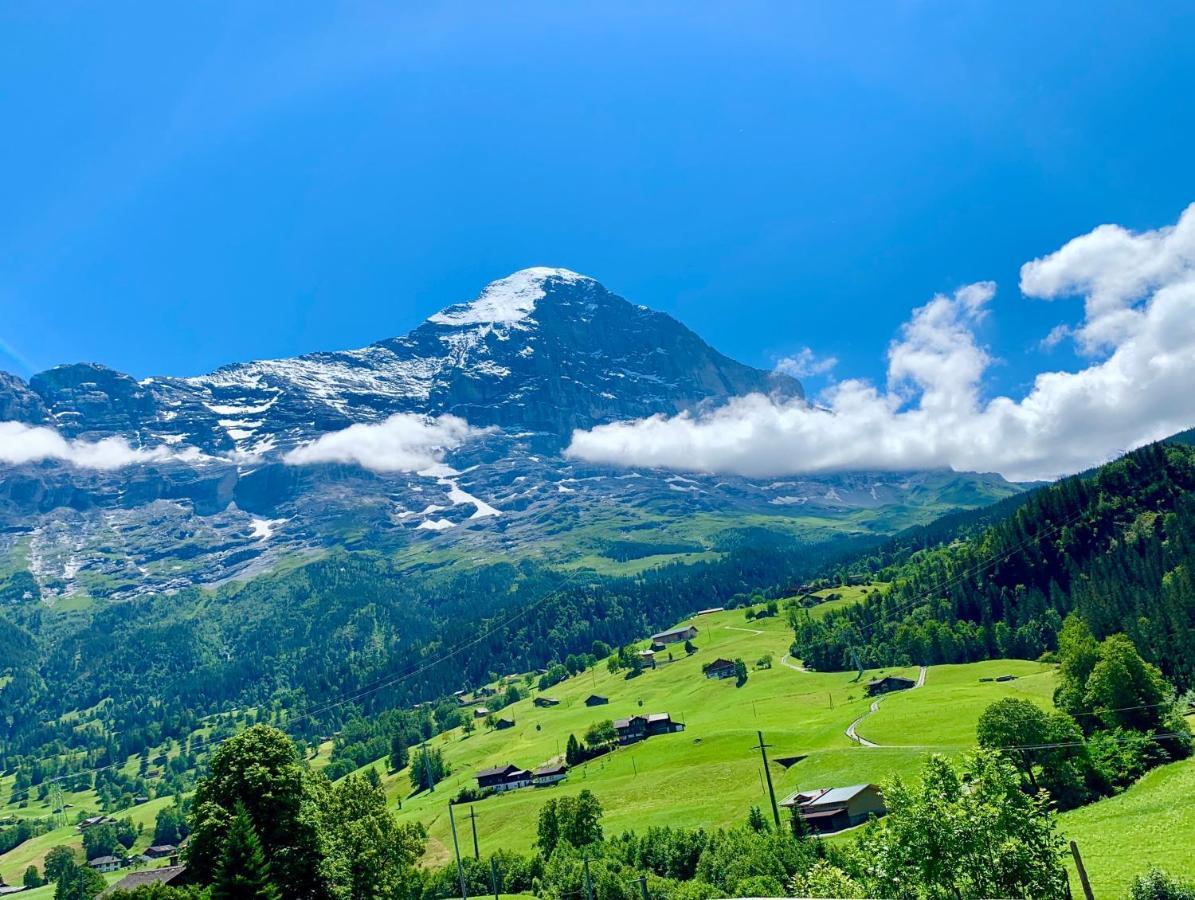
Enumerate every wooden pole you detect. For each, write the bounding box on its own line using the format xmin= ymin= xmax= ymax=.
xmin=1070 ymin=840 xmax=1094 ymax=900
xmin=582 ymin=856 xmax=594 ymax=900
xmin=490 ymin=857 xmax=500 ymax=900
xmin=754 ymin=730 xmax=782 ymax=829
xmin=469 ymin=805 xmax=480 ymax=860
xmin=448 ymin=803 xmax=469 ymax=900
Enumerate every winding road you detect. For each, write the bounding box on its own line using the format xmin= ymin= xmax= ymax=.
xmin=844 ymin=665 xmax=928 ymax=748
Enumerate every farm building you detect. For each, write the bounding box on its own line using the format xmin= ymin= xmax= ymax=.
xmin=87 ymin=856 xmax=122 ymax=873
xmin=866 ymin=675 xmax=916 ymax=696
xmin=533 ymin=696 xmax=560 ymax=707
xmin=144 ymin=845 xmax=177 ymax=859
xmin=532 ymin=762 xmax=569 ymax=786
xmin=100 ymin=865 xmax=193 ymax=896
xmin=494 ymin=717 xmax=516 ymax=730
xmin=614 ymin=712 xmax=683 ymax=744
xmin=475 ymin=763 xmax=532 ymax=792
xmin=780 ymin=784 xmax=886 ymax=834
xmin=651 ymin=624 xmax=698 ymax=644
xmin=702 ymin=658 xmax=737 ymax=680
xmin=696 ymin=607 xmax=724 ymax=615
xmin=637 ymin=649 xmax=657 ymax=667
xmin=584 ymin=694 xmax=609 ymax=706
xmin=473 ymin=707 xmax=490 ymax=718
xmin=78 ymin=815 xmax=115 ymax=831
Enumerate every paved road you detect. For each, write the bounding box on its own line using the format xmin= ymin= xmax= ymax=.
xmin=844 ymin=665 xmax=928 ymax=748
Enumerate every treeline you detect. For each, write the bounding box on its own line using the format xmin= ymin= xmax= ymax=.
xmin=791 ymin=440 xmax=1195 ymax=689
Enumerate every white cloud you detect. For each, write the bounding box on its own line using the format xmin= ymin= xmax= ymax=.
xmin=567 ymin=206 xmax=1195 ymax=482
xmin=1020 ymin=203 xmax=1195 ymax=353
xmin=0 ymin=422 xmax=171 ymax=469
xmin=775 ymin=347 xmax=838 ymax=378
xmin=283 ymin=413 xmax=484 ymax=473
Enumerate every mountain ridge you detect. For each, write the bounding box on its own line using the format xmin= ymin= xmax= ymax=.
xmin=4 ymin=267 xmax=801 ymax=455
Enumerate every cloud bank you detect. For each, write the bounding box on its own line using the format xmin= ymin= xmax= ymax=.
xmin=283 ymin=413 xmax=483 ymax=473
xmin=0 ymin=422 xmax=172 ymax=470
xmin=567 ymin=204 xmax=1195 ymax=482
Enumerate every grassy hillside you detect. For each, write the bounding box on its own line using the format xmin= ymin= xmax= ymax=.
xmin=1059 ymin=755 xmax=1195 ymax=895
xmin=373 ymin=604 xmax=1056 ymax=864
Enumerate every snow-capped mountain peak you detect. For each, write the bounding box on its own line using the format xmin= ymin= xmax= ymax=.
xmin=427 ymin=267 xmax=593 ymax=327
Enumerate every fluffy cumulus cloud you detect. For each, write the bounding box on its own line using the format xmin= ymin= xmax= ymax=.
xmin=775 ymin=347 xmax=838 ymax=378
xmin=283 ymin=413 xmax=483 ymax=473
xmin=567 ymin=205 xmax=1195 ymax=482
xmin=0 ymin=422 xmax=172 ymax=469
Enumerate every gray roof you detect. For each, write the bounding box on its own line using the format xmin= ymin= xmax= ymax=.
xmin=651 ymin=625 xmax=697 ymax=639
xmin=87 ymin=855 xmax=121 ymax=866
xmin=100 ymin=865 xmax=188 ymax=896
xmin=806 ymin=784 xmax=878 ymax=808
xmin=476 ymin=763 xmax=520 ymax=778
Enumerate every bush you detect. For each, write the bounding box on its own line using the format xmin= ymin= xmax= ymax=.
xmin=1129 ymin=867 xmax=1195 ymax=900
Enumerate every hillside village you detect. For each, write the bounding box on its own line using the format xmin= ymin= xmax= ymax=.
xmin=2 ymin=586 xmax=1194 ymax=897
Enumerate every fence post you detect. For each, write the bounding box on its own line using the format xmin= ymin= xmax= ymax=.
xmin=1070 ymin=840 xmax=1094 ymax=900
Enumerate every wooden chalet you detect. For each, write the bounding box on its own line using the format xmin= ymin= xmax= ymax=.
xmin=780 ymin=784 xmax=886 ymax=834
xmin=866 ymin=675 xmax=916 ymax=697
xmin=702 ymin=658 xmax=737 ymax=680
xmin=475 ymin=763 xmax=532 ymax=793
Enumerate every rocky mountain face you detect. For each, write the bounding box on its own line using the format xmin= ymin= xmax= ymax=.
xmin=15 ymin=268 xmax=800 ymax=454
xmin=0 ymin=268 xmax=1019 ymax=602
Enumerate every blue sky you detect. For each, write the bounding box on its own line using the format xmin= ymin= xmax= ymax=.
xmin=3 ymin=2 xmax=1194 ymax=403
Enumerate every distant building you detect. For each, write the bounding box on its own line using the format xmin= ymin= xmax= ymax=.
xmin=584 ymin=694 xmax=609 ymax=707
xmin=702 ymin=658 xmax=737 ymax=680
xmin=614 ymin=712 xmax=683 ymax=744
xmin=780 ymin=784 xmax=886 ymax=834
xmin=532 ymin=763 xmax=568 ymax=786
xmin=696 ymin=607 xmax=724 ymax=616
xmin=494 ymin=717 xmax=515 ymax=730
xmin=87 ymin=856 xmax=122 ymax=874
xmin=78 ymin=815 xmax=114 ymax=832
xmin=651 ymin=624 xmax=698 ymax=644
xmin=533 ymin=696 xmax=560 ymax=708
xmin=100 ymin=865 xmax=193 ymax=897
xmin=144 ymin=845 xmax=177 ymax=860
xmin=637 ymin=649 xmax=657 ymax=668
xmin=866 ymin=676 xmax=916 ymax=697
xmin=475 ymin=763 xmax=532 ymax=793
xmin=473 ymin=707 xmax=490 ymax=718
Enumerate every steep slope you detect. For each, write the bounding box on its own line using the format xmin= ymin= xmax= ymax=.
xmin=792 ymin=438 xmax=1195 ymax=688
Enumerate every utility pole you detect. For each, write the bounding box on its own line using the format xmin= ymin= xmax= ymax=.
xmin=637 ymin=875 xmax=649 ymax=900
xmin=753 ymin=730 xmax=781 ymax=829
xmin=490 ymin=857 xmax=500 ymax=900
xmin=448 ymin=803 xmax=468 ymax=900
xmin=422 ymin=740 xmax=436 ymax=792
xmin=1070 ymin=841 xmax=1094 ymax=900
xmin=470 ymin=805 xmax=480 ymax=859
xmin=583 ymin=856 xmax=595 ymax=900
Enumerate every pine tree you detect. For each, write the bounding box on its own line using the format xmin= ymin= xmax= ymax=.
xmin=212 ymin=803 xmax=282 ymax=900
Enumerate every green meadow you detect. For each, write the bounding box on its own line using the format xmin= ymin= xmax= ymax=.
xmin=379 ymin=605 xmax=1058 ymax=865
xmin=1059 ymin=755 xmax=1195 ymax=896
xmin=9 ymin=597 xmax=1181 ymax=897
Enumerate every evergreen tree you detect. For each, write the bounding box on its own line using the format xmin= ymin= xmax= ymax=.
xmin=212 ymin=803 xmax=282 ymax=900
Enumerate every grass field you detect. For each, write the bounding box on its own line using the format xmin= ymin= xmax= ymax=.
xmin=858 ymin=660 xmax=1056 ymax=748
xmin=2 ymin=597 xmax=1076 ymax=886
xmin=376 ymin=605 xmax=1057 ymax=865
xmin=1059 ymin=756 xmax=1195 ymax=895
